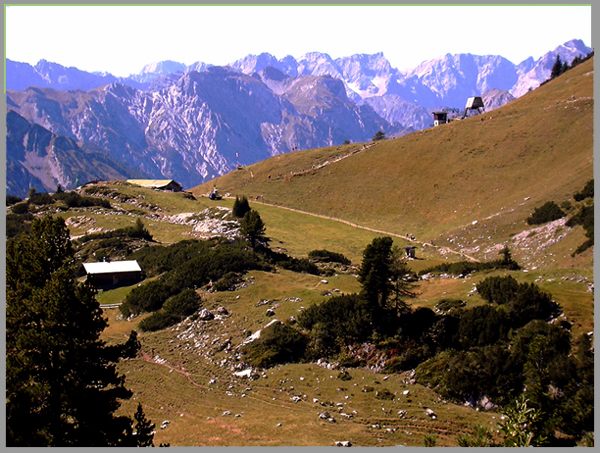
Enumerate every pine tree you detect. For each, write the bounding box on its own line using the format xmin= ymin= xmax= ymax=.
xmin=133 ymin=403 xmax=155 ymax=447
xmin=359 ymin=236 xmax=394 ymax=310
xmin=6 ymin=216 xmax=150 ymax=446
xmin=239 ymin=209 xmax=268 ymax=250
xmin=551 ymin=55 xmax=564 ymax=79
xmin=232 ymin=195 xmax=251 ymax=218
xmin=372 ymin=130 xmax=386 ymax=141
xmin=388 ymin=245 xmax=416 ymax=313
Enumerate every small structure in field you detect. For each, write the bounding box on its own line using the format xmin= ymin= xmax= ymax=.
xmin=83 ymin=260 xmax=142 ymax=289
xmin=432 ymin=111 xmax=448 ymax=127
xmin=126 ymin=179 xmax=183 ymax=192
xmin=404 ymin=246 xmax=417 ymax=259
xmin=462 ymin=96 xmax=485 ymax=119
xmin=208 ymin=187 xmax=223 ymax=200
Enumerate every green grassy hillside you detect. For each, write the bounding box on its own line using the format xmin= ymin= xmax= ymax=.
xmin=194 ymin=59 xmax=593 ymax=268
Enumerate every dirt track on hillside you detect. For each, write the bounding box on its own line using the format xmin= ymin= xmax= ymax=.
xmin=243 ymin=198 xmax=479 ymax=263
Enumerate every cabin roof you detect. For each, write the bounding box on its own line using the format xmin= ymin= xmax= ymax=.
xmin=126 ymin=179 xmax=179 ymax=188
xmin=83 ymin=260 xmax=142 ymax=275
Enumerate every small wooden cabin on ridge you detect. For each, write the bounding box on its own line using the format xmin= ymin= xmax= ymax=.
xmin=126 ymin=179 xmax=183 ymax=192
xmin=83 ymin=260 xmax=142 ymax=289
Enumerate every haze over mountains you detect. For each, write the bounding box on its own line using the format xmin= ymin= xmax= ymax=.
xmin=6 ymin=39 xmax=591 ymax=196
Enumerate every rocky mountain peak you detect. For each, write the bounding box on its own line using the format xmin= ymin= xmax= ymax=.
xmin=139 ymin=60 xmax=186 ymax=75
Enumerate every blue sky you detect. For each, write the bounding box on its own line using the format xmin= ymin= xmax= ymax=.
xmin=6 ymin=5 xmax=592 ymax=77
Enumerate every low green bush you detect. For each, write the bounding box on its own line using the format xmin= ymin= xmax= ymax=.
xmin=279 ymin=257 xmax=320 ymax=275
xmin=6 ymin=213 xmax=34 ymax=238
xmin=139 ymin=289 xmax=201 ymax=332
xmin=337 ymin=370 xmax=352 ymax=381
xmin=434 ymin=298 xmax=466 ymax=314
xmin=243 ymin=322 xmax=308 ymax=368
xmin=573 ymin=179 xmax=593 ymax=201
xmin=121 ymin=280 xmax=173 ymax=317
xmin=53 ymin=191 xmax=111 ymax=208
xmin=138 ymin=311 xmax=178 ymax=332
xmin=476 ymin=275 xmax=520 ymax=305
xmin=29 ymin=192 xmax=54 ymax=205
xmin=308 ymin=249 xmax=351 ymax=265
xmin=298 ymin=294 xmax=374 ymax=358
xmin=77 ymin=219 xmax=153 ymax=244
xmin=10 ymin=202 xmax=29 ymax=215
xmin=526 ymin=201 xmax=565 ymax=225
xmin=567 ymin=204 xmax=594 ymax=254
xmin=375 ymin=388 xmax=395 ymax=400
xmin=6 ymin=195 xmax=22 ymax=206
xmin=213 ymin=272 xmax=242 ymax=291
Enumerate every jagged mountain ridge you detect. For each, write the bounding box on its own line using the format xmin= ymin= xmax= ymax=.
xmin=8 ymin=38 xmax=591 ymax=107
xmin=6 ymin=39 xmax=592 ymax=192
xmin=7 ymin=67 xmax=390 ymax=191
xmin=6 ymin=110 xmax=133 ymax=197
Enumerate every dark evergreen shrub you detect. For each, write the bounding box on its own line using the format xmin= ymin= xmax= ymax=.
xmin=375 ymin=388 xmax=395 ymax=400
xmin=53 ymin=191 xmax=111 ymax=208
xmin=457 ymin=305 xmax=511 ymax=348
xmin=298 ymin=294 xmax=374 ymax=357
xmin=243 ymin=322 xmax=307 ymax=368
xmin=138 ymin=311 xmax=178 ymax=332
xmin=162 ymin=288 xmax=201 ymax=318
xmin=308 ymin=249 xmax=351 ymax=265
xmin=6 ymin=195 xmax=22 ymax=206
xmin=573 ymin=179 xmax=593 ymax=201
xmin=372 ymin=130 xmax=386 ymax=141
xmin=10 ymin=202 xmax=29 ymax=214
xmin=476 ymin=275 xmax=521 ymax=305
xmin=526 ymin=201 xmax=565 ymax=225
xmin=28 ymin=192 xmax=54 ymax=205
xmin=213 ymin=272 xmax=242 ymax=291
xmin=120 ymin=281 xmax=174 ymax=317
xmin=566 ymin=204 xmax=594 ymax=253
xmin=434 ymin=298 xmax=466 ymax=314
xmin=508 ymin=283 xmax=560 ymax=327
xmin=232 ymin=195 xmax=251 ymax=218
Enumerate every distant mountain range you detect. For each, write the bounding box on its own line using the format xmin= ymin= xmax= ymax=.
xmin=6 ymin=39 xmax=592 ymax=196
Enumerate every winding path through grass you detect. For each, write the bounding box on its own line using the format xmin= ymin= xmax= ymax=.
xmin=241 ymin=198 xmax=479 ymax=263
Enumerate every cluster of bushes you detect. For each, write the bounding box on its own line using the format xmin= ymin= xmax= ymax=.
xmin=298 ymin=294 xmax=375 ymax=358
xmin=419 ymin=247 xmax=520 ymax=277
xmin=138 ymin=289 xmax=201 ymax=332
xmin=25 ymin=188 xmax=110 ymax=209
xmin=53 ymin=190 xmax=111 ymax=209
xmin=120 ymin=240 xmax=266 ymax=317
xmin=416 ymin=322 xmax=593 ymax=442
xmin=476 ymin=276 xmax=561 ymax=327
xmin=308 ymin=249 xmax=351 ymax=265
xmin=525 ymin=180 xmax=593 ymax=254
xmin=28 ymin=191 xmax=54 ymax=205
xmin=76 ymin=219 xmax=153 ymax=244
xmin=526 ymin=201 xmax=565 ymax=225
xmin=567 ymin=180 xmax=594 ymax=254
xmin=573 ymin=179 xmax=593 ymax=202
xmin=235 ymin=233 xmax=592 ymax=443
xmin=261 ymin=248 xmax=321 ymax=275
xmin=434 ymin=298 xmax=466 ymax=314
xmin=6 ymin=212 xmax=34 ymax=238
xmin=131 ymin=239 xmax=212 ymax=277
xmin=83 ymin=185 xmax=135 ymax=202
xmin=242 ymin=322 xmax=308 ymax=368
xmin=567 ymin=204 xmax=594 ymax=254
xmin=6 ymin=195 xmax=22 ymax=206
xmin=547 ymin=52 xmax=594 ymax=83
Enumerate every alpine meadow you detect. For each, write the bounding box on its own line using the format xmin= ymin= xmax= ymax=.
xmin=4 ymin=10 xmax=595 ymax=447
